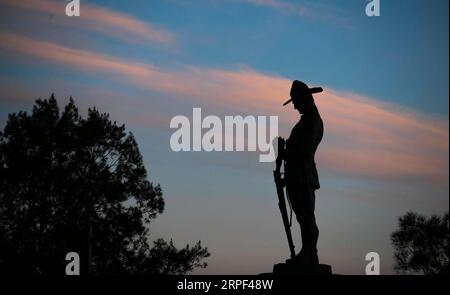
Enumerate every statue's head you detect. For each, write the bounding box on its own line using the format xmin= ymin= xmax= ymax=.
xmin=283 ymin=80 xmax=322 ymax=114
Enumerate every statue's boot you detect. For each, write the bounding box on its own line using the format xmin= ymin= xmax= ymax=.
xmin=289 ymin=249 xmax=319 ymax=265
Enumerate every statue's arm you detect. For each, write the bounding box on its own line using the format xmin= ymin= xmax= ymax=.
xmin=283 ymin=117 xmax=318 ymax=161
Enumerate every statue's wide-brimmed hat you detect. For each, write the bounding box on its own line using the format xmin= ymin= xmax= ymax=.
xmin=283 ymin=80 xmax=323 ymax=106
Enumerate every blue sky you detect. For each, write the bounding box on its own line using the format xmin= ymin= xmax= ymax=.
xmin=0 ymin=0 xmax=448 ymax=274
xmin=82 ymin=0 xmax=450 ymax=114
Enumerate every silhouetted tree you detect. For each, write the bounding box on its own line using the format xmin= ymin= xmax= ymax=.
xmin=0 ymin=95 xmax=209 ymax=275
xmin=391 ymin=211 xmax=449 ymax=275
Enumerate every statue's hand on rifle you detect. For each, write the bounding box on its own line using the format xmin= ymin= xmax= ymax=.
xmin=277 ymin=137 xmax=286 ymax=160
xmin=275 ymin=137 xmax=286 ymax=186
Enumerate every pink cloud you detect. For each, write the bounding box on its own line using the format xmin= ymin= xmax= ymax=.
xmin=1 ymin=0 xmax=175 ymax=45
xmin=0 ymin=32 xmax=447 ymax=183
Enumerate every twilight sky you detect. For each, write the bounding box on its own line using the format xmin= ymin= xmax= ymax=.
xmin=0 ymin=0 xmax=448 ymax=274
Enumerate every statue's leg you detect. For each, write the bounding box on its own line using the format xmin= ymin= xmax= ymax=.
xmin=287 ymin=184 xmax=319 ymax=263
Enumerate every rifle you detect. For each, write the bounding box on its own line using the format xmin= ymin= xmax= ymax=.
xmin=273 ymin=137 xmax=296 ymax=259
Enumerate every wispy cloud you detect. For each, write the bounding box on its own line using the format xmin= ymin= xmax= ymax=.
xmin=0 ymin=31 xmax=447 ymax=184
xmin=240 ymin=0 xmax=350 ymax=27
xmin=1 ymin=0 xmax=175 ymax=45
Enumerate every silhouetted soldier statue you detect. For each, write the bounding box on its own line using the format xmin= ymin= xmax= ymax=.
xmin=279 ymin=80 xmax=324 ymax=266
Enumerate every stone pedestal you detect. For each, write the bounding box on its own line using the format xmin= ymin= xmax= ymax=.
xmin=273 ymin=261 xmax=332 ymax=275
